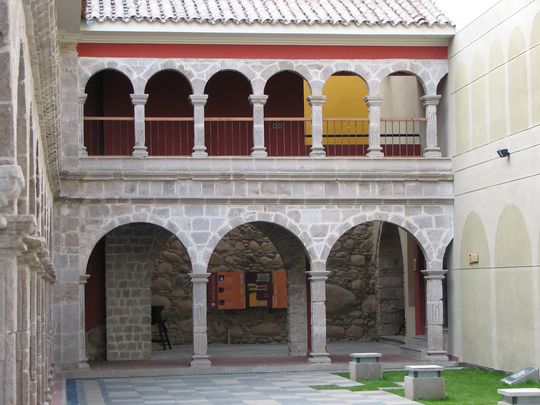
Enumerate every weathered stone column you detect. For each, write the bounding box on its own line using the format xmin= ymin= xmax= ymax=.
xmin=189 ymin=273 xmax=211 ymax=367
xmin=421 ymin=269 xmax=449 ymax=361
xmin=249 ymin=95 xmax=268 ymax=158
xmin=308 ymin=267 xmax=331 ymax=364
xmin=365 ymin=95 xmax=384 ymax=157
xmin=130 ymin=94 xmax=149 ymax=158
xmin=78 ymin=94 xmax=88 ymax=157
xmin=421 ymin=95 xmax=442 ymax=157
xmin=307 ymin=95 xmax=326 ymax=158
xmin=28 ymin=261 xmax=38 ymax=404
xmin=78 ymin=274 xmax=90 ymax=368
xmin=189 ymin=95 xmax=209 ymax=157
xmin=36 ymin=270 xmax=44 ymax=405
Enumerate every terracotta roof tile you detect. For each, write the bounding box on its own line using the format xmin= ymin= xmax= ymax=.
xmin=84 ymin=0 xmax=453 ymax=27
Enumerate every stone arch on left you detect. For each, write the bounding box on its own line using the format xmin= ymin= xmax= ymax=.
xmin=84 ymin=222 xmax=193 ymax=362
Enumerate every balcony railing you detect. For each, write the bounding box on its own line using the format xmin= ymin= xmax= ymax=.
xmin=205 ymin=117 xmax=253 ymax=156
xmin=380 ymin=118 xmax=425 ymax=157
xmin=83 ymin=116 xmax=134 ymax=156
xmin=83 ymin=116 xmax=426 ymax=158
xmin=145 ymin=117 xmax=194 ymax=156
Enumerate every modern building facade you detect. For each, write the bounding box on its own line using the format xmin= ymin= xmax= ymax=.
xmin=0 ymin=0 xmax=538 ymax=404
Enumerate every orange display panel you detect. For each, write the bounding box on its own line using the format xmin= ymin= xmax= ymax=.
xmin=208 ymin=272 xmax=246 ymax=310
xmin=272 ymin=271 xmax=288 ymax=309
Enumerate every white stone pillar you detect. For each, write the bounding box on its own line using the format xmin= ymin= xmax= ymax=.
xmin=189 ymin=273 xmax=211 ymax=367
xmin=307 ymin=95 xmax=326 ymax=158
xmin=29 ymin=264 xmax=38 ymax=404
xmin=249 ymin=95 xmax=268 ymax=158
xmin=308 ymin=269 xmax=331 ymax=364
xmin=78 ymin=275 xmax=90 ymax=369
xmin=365 ymin=95 xmax=384 ymax=157
xmin=422 ymin=269 xmax=449 ymax=361
xmin=421 ymin=95 xmax=442 ymax=157
xmin=130 ymin=94 xmax=149 ymax=158
xmin=78 ymin=94 xmax=88 ymax=157
xmin=189 ymin=95 xmax=209 ymax=158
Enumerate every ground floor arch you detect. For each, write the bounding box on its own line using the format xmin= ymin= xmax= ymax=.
xmin=84 ymin=222 xmax=192 ymax=361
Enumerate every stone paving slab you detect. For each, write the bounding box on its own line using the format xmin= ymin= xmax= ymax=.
xmin=67 ymin=372 xmax=420 ymax=405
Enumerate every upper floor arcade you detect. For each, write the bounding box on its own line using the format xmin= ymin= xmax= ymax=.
xmin=75 ymin=54 xmax=448 ymax=161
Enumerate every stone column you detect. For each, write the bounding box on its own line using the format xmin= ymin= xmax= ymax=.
xmin=28 ymin=262 xmax=38 ymax=404
xmin=189 ymin=273 xmax=211 ymax=367
xmin=308 ymin=268 xmax=331 ymax=364
xmin=421 ymin=269 xmax=449 ymax=361
xmin=421 ymin=95 xmax=442 ymax=157
xmin=364 ymin=96 xmax=384 ymax=157
xmin=249 ymin=95 xmax=268 ymax=158
xmin=130 ymin=94 xmax=149 ymax=158
xmin=78 ymin=94 xmax=88 ymax=157
xmin=307 ymin=95 xmax=326 ymax=158
xmin=78 ymin=275 xmax=90 ymax=368
xmin=189 ymin=95 xmax=209 ymax=157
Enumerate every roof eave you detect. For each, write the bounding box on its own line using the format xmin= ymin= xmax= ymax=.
xmin=76 ymin=20 xmax=455 ymax=47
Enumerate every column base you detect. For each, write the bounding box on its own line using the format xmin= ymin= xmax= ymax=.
xmin=367 ymin=149 xmax=384 ymax=158
xmin=190 ymin=355 xmax=211 ymax=367
xmin=78 ymin=360 xmax=90 ymax=369
xmin=309 ymin=148 xmax=326 ymax=158
xmin=251 ymin=148 xmax=268 ymax=158
xmin=425 ymin=351 xmax=449 ymax=362
xmin=423 ymin=148 xmax=442 ymax=158
xmin=132 ymin=146 xmax=148 ymax=158
xmin=78 ymin=147 xmax=88 ymax=157
xmin=308 ymin=352 xmax=331 ymax=364
xmin=192 ymin=148 xmax=208 ymax=158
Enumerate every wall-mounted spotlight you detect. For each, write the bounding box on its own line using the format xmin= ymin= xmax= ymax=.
xmin=497 ymin=148 xmax=510 ymax=158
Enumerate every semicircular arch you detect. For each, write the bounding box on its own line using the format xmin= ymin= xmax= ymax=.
xmin=81 ymin=65 xmax=135 ymax=94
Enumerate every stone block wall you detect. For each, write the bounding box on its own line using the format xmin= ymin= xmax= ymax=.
xmin=105 ymin=224 xmax=169 ymax=361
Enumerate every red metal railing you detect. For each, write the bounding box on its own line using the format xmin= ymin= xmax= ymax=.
xmin=205 ymin=117 xmax=253 ymax=156
xmin=145 ymin=117 xmax=194 ymax=156
xmin=322 ymin=118 xmax=370 ymax=157
xmin=83 ymin=117 xmax=134 ymax=156
xmin=380 ymin=118 xmax=425 ymax=157
xmin=265 ymin=118 xmax=310 ymax=157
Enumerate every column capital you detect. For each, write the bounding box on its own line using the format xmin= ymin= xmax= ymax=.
xmin=78 ymin=94 xmax=87 ymax=104
xmin=249 ymin=94 xmax=268 ymax=106
xmin=420 ymin=95 xmax=442 ymax=107
xmin=130 ymin=94 xmax=149 ymax=105
xmin=421 ymin=269 xmax=447 ymax=280
xmin=189 ymin=272 xmax=210 ymax=284
xmin=364 ymin=95 xmax=384 ymax=107
xmin=79 ymin=274 xmax=90 ymax=285
xmin=189 ymin=94 xmax=209 ymax=106
xmin=307 ymin=270 xmax=330 ymax=281
xmin=307 ymin=95 xmax=327 ymax=106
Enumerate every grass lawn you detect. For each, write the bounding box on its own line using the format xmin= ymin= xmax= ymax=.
xmin=311 ymin=368 xmax=540 ymax=404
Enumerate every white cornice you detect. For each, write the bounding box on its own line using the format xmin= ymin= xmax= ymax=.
xmin=79 ymin=21 xmax=454 ymax=46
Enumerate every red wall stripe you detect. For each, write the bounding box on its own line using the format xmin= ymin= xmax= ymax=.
xmin=77 ymin=43 xmax=447 ymax=59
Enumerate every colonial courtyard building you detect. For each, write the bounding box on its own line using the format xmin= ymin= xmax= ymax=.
xmin=1 ymin=0 xmax=539 ymax=404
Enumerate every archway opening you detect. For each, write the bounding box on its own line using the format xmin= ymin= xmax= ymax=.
xmin=84 ymin=222 xmax=192 ymax=362
xmin=264 ymin=71 xmax=310 ymax=156
xmin=206 ymin=222 xmax=310 ymax=359
xmin=380 ymin=72 xmax=425 ymax=156
xmin=84 ymin=69 xmax=134 ymax=155
xmin=318 ymin=71 xmax=369 ymax=156
xmin=204 ymin=71 xmax=253 ymax=156
xmin=326 ymin=220 xmax=427 ymax=353
xmin=145 ymin=70 xmax=193 ymax=156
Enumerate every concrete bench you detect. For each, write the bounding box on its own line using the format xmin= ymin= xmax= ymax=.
xmin=349 ymin=353 xmax=383 ymax=380
xmin=498 ymin=388 xmax=540 ymax=404
xmin=404 ymin=365 xmax=445 ymax=400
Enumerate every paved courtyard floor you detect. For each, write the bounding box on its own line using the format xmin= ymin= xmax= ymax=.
xmin=66 ymin=371 xmax=420 ymax=405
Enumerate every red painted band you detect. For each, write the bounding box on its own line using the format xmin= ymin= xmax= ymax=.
xmin=77 ymin=43 xmax=447 ymax=59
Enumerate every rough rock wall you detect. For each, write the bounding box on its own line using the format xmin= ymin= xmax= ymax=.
xmin=326 ymin=222 xmax=381 ymax=341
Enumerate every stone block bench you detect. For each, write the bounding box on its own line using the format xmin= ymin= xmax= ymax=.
xmin=349 ymin=353 xmax=383 ymax=380
xmin=497 ymin=388 xmax=540 ymax=404
xmin=404 ymin=365 xmax=445 ymax=400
